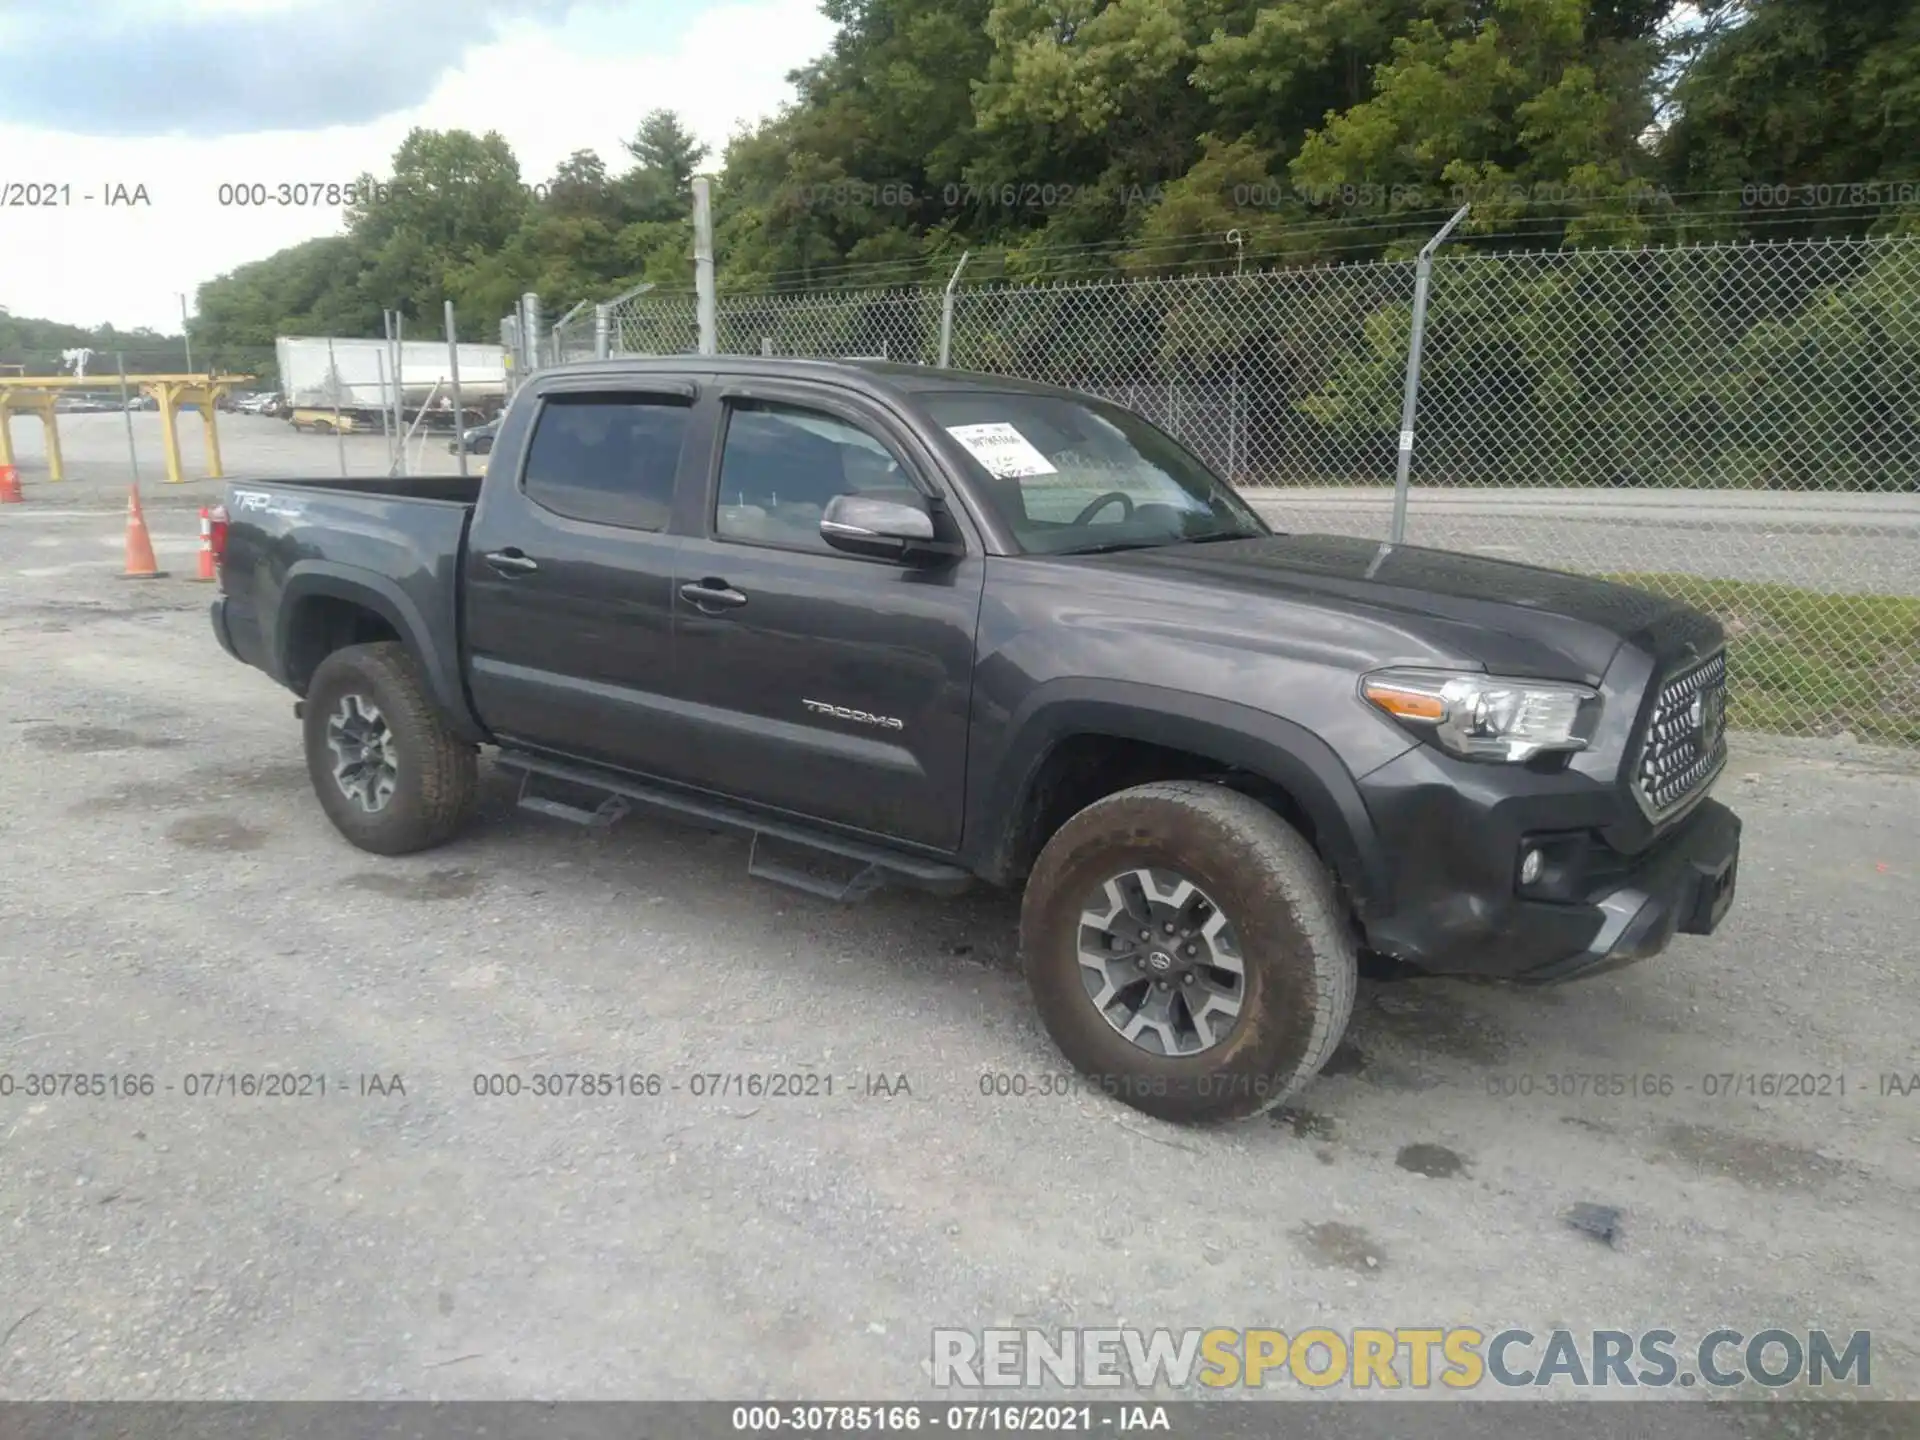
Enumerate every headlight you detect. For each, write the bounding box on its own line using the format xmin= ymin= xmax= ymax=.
xmin=1361 ymin=668 xmax=1600 ymax=762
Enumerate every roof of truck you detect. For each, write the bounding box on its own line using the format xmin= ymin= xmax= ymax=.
xmin=532 ymin=354 xmax=1093 ymax=403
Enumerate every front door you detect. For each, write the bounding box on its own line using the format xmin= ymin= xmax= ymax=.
xmin=669 ymin=386 xmax=985 ymax=850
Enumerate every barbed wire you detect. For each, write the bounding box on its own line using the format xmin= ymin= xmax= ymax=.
xmin=697 ymin=187 xmax=1920 ymax=295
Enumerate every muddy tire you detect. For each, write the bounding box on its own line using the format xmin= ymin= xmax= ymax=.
xmin=1020 ymin=779 xmax=1357 ymax=1124
xmin=302 ymin=642 xmax=478 ymax=856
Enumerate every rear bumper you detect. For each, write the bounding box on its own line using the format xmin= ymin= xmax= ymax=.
xmin=209 ymin=597 xmax=241 ymax=663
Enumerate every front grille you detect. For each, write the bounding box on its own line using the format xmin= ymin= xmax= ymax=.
xmin=1634 ymin=650 xmax=1729 ymax=818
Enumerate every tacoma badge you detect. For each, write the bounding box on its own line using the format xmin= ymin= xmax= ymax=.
xmin=803 ymin=699 xmax=904 ymax=730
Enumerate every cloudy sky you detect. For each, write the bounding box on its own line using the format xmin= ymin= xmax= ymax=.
xmin=0 ymin=0 xmax=836 ymax=334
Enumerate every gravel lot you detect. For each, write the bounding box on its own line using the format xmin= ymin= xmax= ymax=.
xmin=1 ymin=499 xmax=1918 ymax=1420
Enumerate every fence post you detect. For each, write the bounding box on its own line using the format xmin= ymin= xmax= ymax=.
xmin=326 ymin=337 xmax=347 ymax=477
xmin=1389 ymin=204 xmax=1470 ymax=545
xmin=446 ymin=301 xmax=466 ymax=479
xmin=938 ymin=250 xmax=970 ymax=368
xmin=392 ymin=311 xmax=408 ymax=476
xmin=692 ymin=176 xmax=717 ymax=357
xmin=593 ymin=282 xmax=654 ymax=361
xmin=520 ymin=292 xmax=542 ymax=378
xmin=380 ymin=312 xmax=395 ymax=470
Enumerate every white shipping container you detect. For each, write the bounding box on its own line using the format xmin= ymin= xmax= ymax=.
xmin=277 ymin=336 xmax=508 ymax=410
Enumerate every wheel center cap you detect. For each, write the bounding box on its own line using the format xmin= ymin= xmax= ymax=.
xmin=1146 ymin=950 xmax=1176 ymax=973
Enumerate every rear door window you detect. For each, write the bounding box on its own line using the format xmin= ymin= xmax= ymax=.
xmin=522 ymin=393 xmax=692 ymax=531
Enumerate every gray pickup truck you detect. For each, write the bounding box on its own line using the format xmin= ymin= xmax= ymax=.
xmin=208 ymin=357 xmax=1740 ymax=1123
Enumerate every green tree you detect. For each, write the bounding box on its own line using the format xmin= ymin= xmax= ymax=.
xmin=347 ymin=128 xmax=535 ymax=323
xmin=625 ymin=109 xmax=710 ymax=205
xmin=544 ymin=149 xmax=624 ymax=225
xmin=1290 ymin=0 xmax=1678 ymax=247
xmin=1194 ymin=0 xmax=1429 ymax=154
xmin=1663 ymin=0 xmax=1920 ymax=205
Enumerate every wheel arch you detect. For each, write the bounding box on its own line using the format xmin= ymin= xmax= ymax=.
xmin=970 ymin=680 xmax=1390 ymax=915
xmin=276 ymin=564 xmax=485 ymax=744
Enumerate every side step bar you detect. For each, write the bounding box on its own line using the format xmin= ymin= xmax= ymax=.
xmin=499 ymin=749 xmax=974 ymax=901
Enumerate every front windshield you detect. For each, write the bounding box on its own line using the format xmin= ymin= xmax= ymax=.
xmin=918 ymin=390 xmax=1269 ymax=554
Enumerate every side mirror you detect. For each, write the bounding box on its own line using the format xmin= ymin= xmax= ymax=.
xmin=820 ymin=493 xmax=945 ymax=562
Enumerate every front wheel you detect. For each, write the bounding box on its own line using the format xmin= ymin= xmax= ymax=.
xmin=1020 ymin=780 xmax=1357 ymax=1124
xmin=302 ymin=642 xmax=478 ymax=855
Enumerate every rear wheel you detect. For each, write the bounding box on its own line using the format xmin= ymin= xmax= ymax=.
xmin=1020 ymin=780 xmax=1357 ymax=1124
xmin=302 ymin=642 xmax=478 ymax=855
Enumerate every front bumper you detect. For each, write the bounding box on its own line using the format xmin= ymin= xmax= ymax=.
xmin=1512 ymin=798 xmax=1739 ymax=982
xmin=1354 ymin=738 xmax=1742 ymax=983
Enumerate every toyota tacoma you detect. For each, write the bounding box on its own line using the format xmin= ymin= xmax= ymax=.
xmin=207 ymin=357 xmax=1741 ymax=1123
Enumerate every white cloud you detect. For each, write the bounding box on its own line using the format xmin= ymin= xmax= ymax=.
xmin=0 ymin=0 xmax=833 ymax=333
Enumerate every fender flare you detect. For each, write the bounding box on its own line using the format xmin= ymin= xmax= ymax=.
xmin=971 ymin=678 xmax=1391 ymax=914
xmin=276 ymin=562 xmax=486 ymax=744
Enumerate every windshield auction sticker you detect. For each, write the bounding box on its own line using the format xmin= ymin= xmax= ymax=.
xmin=946 ymin=422 xmax=1059 ymax=478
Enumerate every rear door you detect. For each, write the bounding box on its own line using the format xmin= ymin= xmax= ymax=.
xmin=463 ymin=378 xmax=710 ymax=778
xmin=668 ymin=380 xmax=986 ymax=851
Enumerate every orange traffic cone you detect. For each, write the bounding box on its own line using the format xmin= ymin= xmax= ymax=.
xmin=193 ymin=506 xmax=217 ymax=582
xmin=122 ymin=487 xmax=165 ymax=579
xmin=0 ymin=464 xmax=21 ymax=504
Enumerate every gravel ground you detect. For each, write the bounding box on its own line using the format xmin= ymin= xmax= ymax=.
xmin=0 ymin=510 xmax=1917 ymax=1419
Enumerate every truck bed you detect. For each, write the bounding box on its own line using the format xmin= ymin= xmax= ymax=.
xmin=216 ymin=475 xmax=480 ymax=716
xmin=242 ymin=474 xmax=484 ymax=506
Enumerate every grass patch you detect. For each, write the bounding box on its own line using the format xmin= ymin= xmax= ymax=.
xmin=1606 ymin=574 xmax=1920 ymax=747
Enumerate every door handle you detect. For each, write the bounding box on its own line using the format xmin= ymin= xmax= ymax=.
xmin=485 ymin=549 xmax=539 ymax=575
xmin=679 ymin=579 xmax=748 ymax=611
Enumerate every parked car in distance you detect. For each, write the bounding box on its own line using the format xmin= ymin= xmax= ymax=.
xmin=290 ymin=407 xmax=373 ymax=433
xmin=449 ymin=415 xmax=501 ymax=455
xmin=207 ymin=358 xmax=1741 ymax=1125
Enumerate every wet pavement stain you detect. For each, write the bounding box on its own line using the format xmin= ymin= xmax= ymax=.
xmin=1322 ymin=1040 xmax=1369 ymax=1077
xmin=1364 ymin=985 xmax=1514 ymax=1066
xmin=1272 ymin=1106 xmax=1337 ymax=1141
xmin=339 ymin=868 xmax=484 ymax=901
xmin=69 ymin=762 xmax=311 ymax=817
xmin=1652 ymin=1122 xmax=1850 ymax=1191
xmin=1396 ymin=1142 xmax=1467 ymax=1179
xmin=1562 ymin=1115 xmax=1618 ymax=1136
xmin=22 ymin=725 xmax=184 ymax=754
xmin=166 ymin=814 xmax=270 ymax=852
xmin=1321 ymin=1034 xmax=1441 ymax=1091
xmin=185 ymin=761 xmax=312 ymax=796
xmin=1294 ymin=1221 xmax=1384 ymax=1273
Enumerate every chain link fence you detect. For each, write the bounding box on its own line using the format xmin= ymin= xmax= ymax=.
xmin=528 ymin=235 xmax=1920 ymax=746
